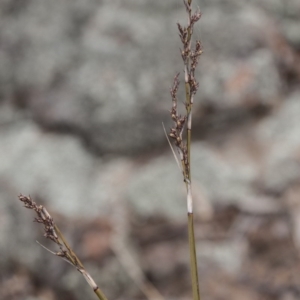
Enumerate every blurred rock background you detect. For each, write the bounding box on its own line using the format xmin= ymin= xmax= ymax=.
xmin=0 ymin=0 xmax=300 ymax=299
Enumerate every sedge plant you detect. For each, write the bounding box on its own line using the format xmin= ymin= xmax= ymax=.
xmin=168 ymin=1 xmax=202 ymax=300
xmin=18 ymin=0 xmax=203 ymax=299
xmin=18 ymin=195 xmax=108 ymax=300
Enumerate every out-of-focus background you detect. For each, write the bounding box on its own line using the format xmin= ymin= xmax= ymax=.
xmin=1 ymin=0 xmax=300 ymax=299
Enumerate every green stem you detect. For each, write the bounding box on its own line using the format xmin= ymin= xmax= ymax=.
xmin=55 ymin=224 xmax=109 ymax=300
xmin=188 ymin=212 xmax=200 ymax=300
xmin=95 ymin=288 xmax=109 ymax=300
xmin=55 ymin=224 xmax=84 ymax=268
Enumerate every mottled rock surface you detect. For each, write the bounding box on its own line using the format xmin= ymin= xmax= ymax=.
xmin=1 ymin=0 xmax=300 ymax=299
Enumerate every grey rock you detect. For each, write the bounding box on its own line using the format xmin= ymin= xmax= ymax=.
xmin=199 ymin=4 xmax=267 ymax=57
xmin=257 ymin=91 xmax=300 ymax=193
xmin=0 ymin=186 xmax=42 ymax=271
xmin=199 ymin=49 xmax=281 ymax=109
xmin=0 ymin=120 xmax=111 ymax=218
xmin=0 ymin=0 xmax=287 ymax=155
xmin=0 ymin=0 xmax=179 ymax=154
xmin=2 ymin=0 xmax=299 ymax=298
xmin=127 ymin=153 xmax=186 ymax=219
xmin=192 ymin=142 xmax=257 ymax=206
xmin=281 ymin=20 xmax=300 ymax=49
xmin=128 ymin=142 xmax=261 ymax=219
xmin=251 ymin=0 xmax=300 ymax=48
xmin=198 ymin=239 xmax=247 ymax=275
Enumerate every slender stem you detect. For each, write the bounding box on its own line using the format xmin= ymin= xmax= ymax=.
xmin=185 ymin=178 xmax=200 ymax=300
xmin=54 ymin=224 xmax=84 ymax=268
xmin=188 ymin=212 xmax=200 ymax=300
xmin=18 ymin=195 xmax=110 ymax=300
xmin=94 ymin=286 xmax=109 ymax=300
xmin=81 ymin=268 xmax=109 ymax=300
xmin=55 ymin=224 xmax=108 ymax=300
